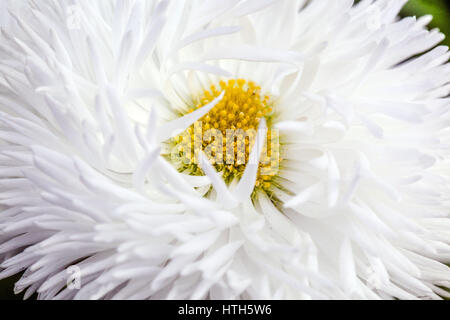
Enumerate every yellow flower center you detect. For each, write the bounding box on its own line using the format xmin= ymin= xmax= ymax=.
xmin=194 ymin=79 xmax=272 ymax=133
xmin=171 ymin=79 xmax=282 ymax=191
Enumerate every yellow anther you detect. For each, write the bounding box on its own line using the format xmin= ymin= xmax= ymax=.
xmin=174 ymin=79 xmax=281 ymax=190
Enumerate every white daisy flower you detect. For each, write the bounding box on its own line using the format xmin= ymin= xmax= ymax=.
xmin=0 ymin=0 xmax=449 ymax=300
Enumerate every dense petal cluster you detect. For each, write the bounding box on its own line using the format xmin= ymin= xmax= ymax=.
xmin=0 ymin=0 xmax=449 ymax=300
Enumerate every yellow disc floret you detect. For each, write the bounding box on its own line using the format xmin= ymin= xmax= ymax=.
xmin=171 ymin=79 xmax=281 ymax=192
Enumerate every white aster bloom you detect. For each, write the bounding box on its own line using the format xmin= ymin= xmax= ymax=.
xmin=0 ymin=0 xmax=449 ymax=300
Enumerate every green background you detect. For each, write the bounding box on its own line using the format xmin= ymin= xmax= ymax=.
xmin=402 ymin=0 xmax=450 ymax=46
xmin=0 ymin=0 xmax=449 ymax=300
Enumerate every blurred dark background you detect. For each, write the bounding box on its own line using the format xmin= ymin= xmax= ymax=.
xmin=0 ymin=0 xmax=449 ymax=300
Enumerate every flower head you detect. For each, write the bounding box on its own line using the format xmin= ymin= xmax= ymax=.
xmin=0 ymin=0 xmax=449 ymax=300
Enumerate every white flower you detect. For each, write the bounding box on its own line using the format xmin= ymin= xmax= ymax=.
xmin=0 ymin=0 xmax=449 ymax=300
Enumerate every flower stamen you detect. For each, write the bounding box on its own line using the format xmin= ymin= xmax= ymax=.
xmin=170 ymin=79 xmax=281 ymax=191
